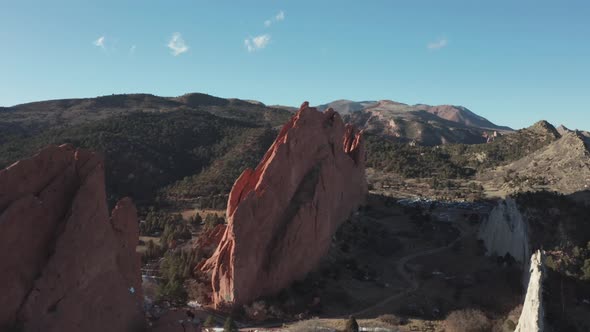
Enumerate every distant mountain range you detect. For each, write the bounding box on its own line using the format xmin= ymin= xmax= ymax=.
xmin=1 ymin=94 xmax=515 ymax=147
xmin=316 ymin=99 xmax=513 ymax=145
xmin=0 ymin=93 xmax=291 ymax=143
xmin=1 ymin=92 xmax=588 ymax=205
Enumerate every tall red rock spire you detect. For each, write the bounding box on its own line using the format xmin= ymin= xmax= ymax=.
xmin=201 ymin=102 xmax=367 ymax=308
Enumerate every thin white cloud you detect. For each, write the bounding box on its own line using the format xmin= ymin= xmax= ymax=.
xmin=427 ymin=38 xmax=448 ymax=50
xmin=264 ymin=10 xmax=285 ymax=27
xmin=94 ymin=36 xmax=105 ymax=49
xmin=129 ymin=45 xmax=136 ymax=55
xmin=245 ymin=34 xmax=271 ymax=52
xmin=167 ymin=32 xmax=189 ymax=56
xmin=275 ymin=10 xmax=285 ymax=21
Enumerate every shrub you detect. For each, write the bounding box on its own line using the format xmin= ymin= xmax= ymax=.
xmin=446 ymin=309 xmax=492 ymax=332
xmin=190 ymin=213 xmax=203 ymax=227
xmin=345 ymin=316 xmax=359 ymax=332
xmin=156 ymin=279 xmax=186 ymax=303
xmin=377 ymin=314 xmax=401 ymax=326
xmin=243 ymin=301 xmax=269 ymax=321
xmin=204 ymin=213 xmax=224 ymax=230
xmin=286 ymin=319 xmax=333 ymax=332
xmin=223 ymin=317 xmax=237 ymax=332
xmin=581 ymin=259 xmax=590 ymax=280
xmin=141 ymin=240 xmax=165 ymax=263
xmin=204 ymin=315 xmax=215 ymax=328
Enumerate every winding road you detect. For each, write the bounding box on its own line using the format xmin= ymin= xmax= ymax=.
xmin=346 ymin=223 xmax=466 ymax=318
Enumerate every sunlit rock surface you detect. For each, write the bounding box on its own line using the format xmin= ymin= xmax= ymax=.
xmin=515 ymin=250 xmax=545 ymax=332
xmin=478 ymin=198 xmax=531 ymax=266
xmin=201 ymin=102 xmax=367 ymax=308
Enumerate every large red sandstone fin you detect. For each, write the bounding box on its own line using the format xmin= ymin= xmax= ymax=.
xmin=0 ymin=145 xmax=144 ymax=332
xmin=202 ymin=102 xmax=367 ymax=308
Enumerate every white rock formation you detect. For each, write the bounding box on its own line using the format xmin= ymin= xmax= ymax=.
xmin=515 ymin=250 xmax=545 ymax=332
xmin=478 ymin=198 xmax=531 ymax=266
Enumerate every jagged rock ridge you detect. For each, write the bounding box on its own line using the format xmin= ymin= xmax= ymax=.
xmin=201 ymin=102 xmax=367 ymax=308
xmin=482 ymin=131 xmax=590 ymax=194
xmin=0 ymin=144 xmax=144 ymax=332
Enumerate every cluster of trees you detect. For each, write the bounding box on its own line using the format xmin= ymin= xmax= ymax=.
xmin=157 ymin=250 xmax=200 ymax=303
xmin=365 ymin=135 xmax=474 ymax=179
xmin=546 ymin=242 xmax=590 ymax=281
xmin=0 ymin=109 xmax=274 ymax=207
xmin=516 ymin=192 xmax=590 ymax=281
xmin=140 ymin=210 xmax=184 ymax=236
xmin=160 ymin=222 xmax=192 ymax=246
xmin=141 ymin=240 xmax=165 ymax=264
xmin=163 ymin=127 xmax=276 ymax=201
xmin=140 ymin=210 xmax=190 ymax=246
xmin=203 ymin=213 xmax=225 ymax=230
xmin=442 ymin=124 xmax=560 ymax=171
xmin=365 ymin=122 xmax=562 ymax=183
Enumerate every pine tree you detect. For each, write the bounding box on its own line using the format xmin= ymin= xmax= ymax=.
xmin=223 ymin=316 xmax=237 ymax=332
xmin=345 ymin=316 xmax=359 ymax=332
xmin=204 ymin=315 xmax=215 ymax=328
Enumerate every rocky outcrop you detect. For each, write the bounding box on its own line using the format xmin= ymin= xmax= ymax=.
xmin=201 ymin=102 xmax=367 ymax=308
xmin=482 ymin=131 xmax=590 ymax=194
xmin=480 ymin=200 xmax=547 ymax=331
xmin=0 ymin=144 xmax=144 ymax=332
xmin=478 ymin=198 xmax=531 ymax=266
xmin=515 ymin=250 xmax=545 ymax=332
xmin=483 ymin=130 xmax=499 ymax=143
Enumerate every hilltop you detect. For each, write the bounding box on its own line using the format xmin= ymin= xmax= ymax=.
xmin=0 ymin=93 xmax=291 ymax=142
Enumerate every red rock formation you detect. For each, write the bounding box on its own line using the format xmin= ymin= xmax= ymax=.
xmin=194 ymin=223 xmax=227 ymax=256
xmin=201 ymin=102 xmax=367 ymax=308
xmin=0 ymin=144 xmax=144 ymax=332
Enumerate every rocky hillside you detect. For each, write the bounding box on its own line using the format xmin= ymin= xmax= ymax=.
xmin=0 ymin=93 xmax=292 ymax=140
xmin=0 ymin=93 xmax=299 ymax=208
xmin=480 ymin=131 xmax=590 ymax=194
xmin=317 ymin=99 xmax=512 ymax=145
xmin=443 ymin=120 xmax=562 ymax=171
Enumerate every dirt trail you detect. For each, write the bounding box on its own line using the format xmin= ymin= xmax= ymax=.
xmin=346 ymin=223 xmax=466 ymax=318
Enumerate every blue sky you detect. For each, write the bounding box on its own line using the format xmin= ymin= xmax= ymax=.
xmin=1 ymin=0 xmax=589 ymax=130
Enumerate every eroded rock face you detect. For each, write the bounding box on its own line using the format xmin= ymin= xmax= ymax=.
xmin=201 ymin=102 xmax=367 ymax=308
xmin=515 ymin=250 xmax=545 ymax=332
xmin=0 ymin=144 xmax=144 ymax=332
xmin=478 ymin=198 xmax=531 ymax=266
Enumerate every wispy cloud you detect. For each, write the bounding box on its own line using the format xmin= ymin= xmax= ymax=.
xmin=427 ymin=38 xmax=448 ymax=50
xmin=94 ymin=36 xmax=105 ymax=49
xmin=129 ymin=45 xmax=136 ymax=55
xmin=167 ymin=32 xmax=189 ymax=56
xmin=245 ymin=34 xmax=271 ymax=52
xmin=264 ymin=10 xmax=285 ymax=27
